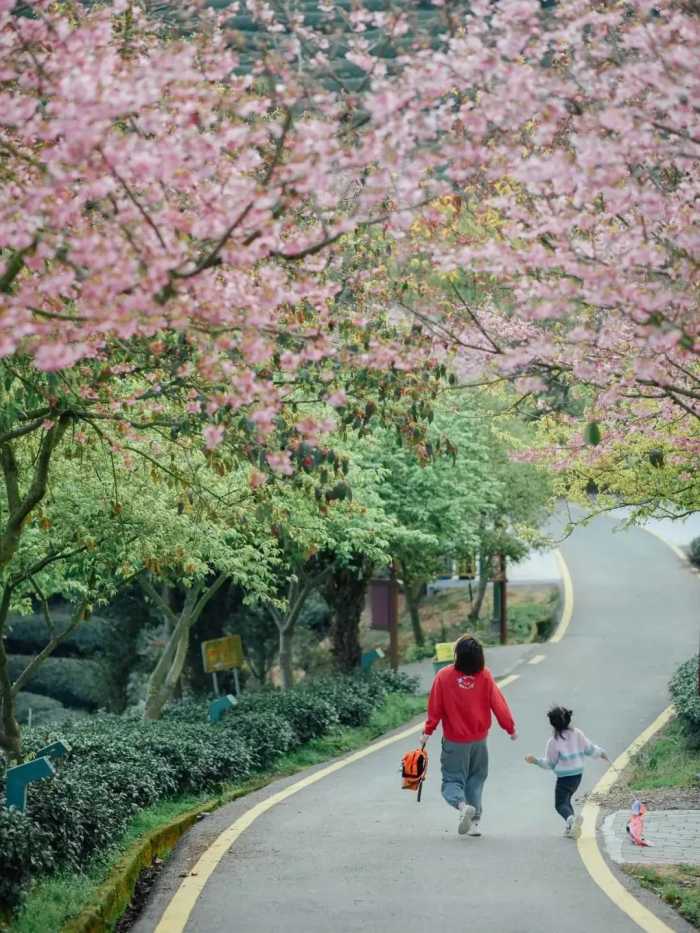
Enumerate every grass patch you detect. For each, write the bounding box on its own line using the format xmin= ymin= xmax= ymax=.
xmin=8 ymin=692 xmax=426 ymax=933
xmin=629 ymin=718 xmax=700 ymax=791
xmin=624 ymin=865 xmax=700 ymax=928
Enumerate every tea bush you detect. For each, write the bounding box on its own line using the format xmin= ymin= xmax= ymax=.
xmin=669 ymin=656 xmax=700 ymax=737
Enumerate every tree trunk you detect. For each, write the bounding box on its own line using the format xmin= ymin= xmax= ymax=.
xmin=324 ymin=562 xmax=369 ymax=674
xmin=0 ymin=644 xmax=21 ymax=763
xmin=278 ymin=621 xmax=295 ymax=690
xmin=143 ymin=574 xmax=226 ymax=720
xmin=269 ymin=570 xmax=328 ymax=690
xmin=0 ymin=419 xmax=68 ymax=572
xmin=0 ymin=587 xmax=20 ymax=761
xmin=468 ymin=555 xmax=490 ymax=623
xmin=403 ymin=578 xmax=425 ymax=647
xmin=144 ymin=611 xmax=191 ymax=720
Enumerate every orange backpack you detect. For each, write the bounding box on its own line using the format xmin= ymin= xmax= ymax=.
xmin=401 ymin=746 xmax=428 ymax=802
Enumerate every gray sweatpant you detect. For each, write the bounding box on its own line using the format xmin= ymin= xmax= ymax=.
xmin=440 ymin=738 xmax=489 ymax=819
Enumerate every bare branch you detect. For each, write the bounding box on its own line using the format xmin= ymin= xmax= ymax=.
xmin=11 ymin=600 xmax=88 ymax=697
xmin=0 ymin=241 xmax=36 ymax=294
xmin=140 ymin=575 xmax=179 ymax=627
xmin=99 ymin=146 xmax=168 ymax=251
xmin=30 ymin=576 xmax=55 ymax=637
xmin=0 ymin=416 xmax=52 ymax=447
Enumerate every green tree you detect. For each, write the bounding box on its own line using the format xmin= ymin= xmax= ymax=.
xmin=358 ymin=401 xmax=501 ymax=645
xmin=467 ymin=457 xmax=553 ymax=624
xmin=0 ymin=435 xmax=281 ymax=753
xmin=248 ymin=461 xmax=403 ymax=687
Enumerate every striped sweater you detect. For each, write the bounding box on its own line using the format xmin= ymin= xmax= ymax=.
xmin=534 ymin=727 xmax=606 ymax=778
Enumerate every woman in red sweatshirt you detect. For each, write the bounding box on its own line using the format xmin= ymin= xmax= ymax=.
xmin=421 ymin=634 xmax=517 ymax=836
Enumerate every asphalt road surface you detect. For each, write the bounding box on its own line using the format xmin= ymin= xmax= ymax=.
xmin=136 ymin=513 xmax=699 ymax=933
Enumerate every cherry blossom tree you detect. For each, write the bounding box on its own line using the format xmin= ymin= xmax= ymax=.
xmin=378 ymin=0 xmax=699 ymax=516
xmin=0 ymin=0 xmax=458 ymax=695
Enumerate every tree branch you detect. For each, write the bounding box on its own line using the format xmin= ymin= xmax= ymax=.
xmin=171 ymin=109 xmax=293 ymax=282
xmin=11 ymin=600 xmax=87 ymax=697
xmin=0 ymin=415 xmax=53 ymax=447
xmin=140 ymin=575 xmax=179 ymax=627
xmin=0 ymin=234 xmax=40 ymax=293
xmin=189 ymin=572 xmax=228 ymax=629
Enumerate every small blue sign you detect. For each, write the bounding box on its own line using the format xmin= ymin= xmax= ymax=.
xmin=208 ymin=694 xmax=237 ymax=723
xmin=35 ymin=740 xmax=71 ymax=761
xmin=5 ymin=757 xmax=55 ymax=813
xmin=361 ymin=648 xmax=385 ymax=672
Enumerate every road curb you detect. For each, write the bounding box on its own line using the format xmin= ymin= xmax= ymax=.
xmin=59 ymin=697 xmax=428 ymax=933
xmin=575 ymin=524 xmax=699 ymax=933
xmin=577 ymin=707 xmax=677 ymax=933
xmin=61 ymin=777 xmax=273 ymax=933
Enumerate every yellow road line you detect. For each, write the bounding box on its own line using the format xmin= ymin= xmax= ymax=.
xmin=550 ymin=549 xmax=574 ymax=643
xmin=577 ymin=706 xmax=676 ymax=933
xmin=154 ymin=719 xmax=424 ymax=933
xmin=498 ymin=674 xmax=519 ymax=688
xmin=528 ymin=654 xmax=546 ymax=665
xmin=156 ymin=675 xmax=521 ymax=933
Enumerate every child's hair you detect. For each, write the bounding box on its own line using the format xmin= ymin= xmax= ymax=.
xmin=454 ymin=635 xmax=485 ymax=675
xmin=548 ymin=706 xmax=573 ymax=739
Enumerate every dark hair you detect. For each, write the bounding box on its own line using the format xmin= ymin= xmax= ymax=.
xmin=454 ymin=635 xmax=485 ymax=675
xmin=548 ymin=706 xmax=573 ymax=739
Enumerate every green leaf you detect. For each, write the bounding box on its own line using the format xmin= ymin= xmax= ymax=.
xmin=583 ymin=421 xmax=601 ymax=446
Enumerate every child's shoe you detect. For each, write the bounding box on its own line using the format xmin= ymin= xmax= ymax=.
xmin=564 ymin=815 xmax=575 ymax=837
xmin=458 ymin=804 xmax=476 ymax=835
xmin=467 ymin=820 xmax=481 ymax=837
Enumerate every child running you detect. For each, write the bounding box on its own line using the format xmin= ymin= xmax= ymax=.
xmin=525 ymin=705 xmax=609 ymax=838
xmin=421 ymin=634 xmax=517 ymax=837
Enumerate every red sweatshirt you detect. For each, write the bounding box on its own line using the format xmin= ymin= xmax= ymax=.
xmin=424 ymin=665 xmax=515 ymax=743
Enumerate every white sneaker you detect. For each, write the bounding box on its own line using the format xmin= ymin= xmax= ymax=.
xmin=467 ymin=820 xmax=481 ymax=837
xmin=564 ymin=815 xmax=574 ymax=836
xmin=458 ymin=805 xmax=476 ymax=835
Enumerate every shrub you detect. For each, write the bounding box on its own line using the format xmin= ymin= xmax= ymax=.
xmin=669 ymin=655 xmax=700 ymax=737
xmin=14 ymin=692 xmax=66 ymax=726
xmin=8 ymin=656 xmax=116 ymax=710
xmin=689 ymin=538 xmax=700 ymax=569
xmin=5 ymin=613 xmax=113 ymax=658
xmin=239 ymin=690 xmax=338 ymax=744
xmin=0 ymin=807 xmax=56 ymax=910
xmin=226 ymin=712 xmax=296 ymax=769
xmin=0 ymin=670 xmax=417 ymax=912
xmin=307 ymin=677 xmax=376 ymax=726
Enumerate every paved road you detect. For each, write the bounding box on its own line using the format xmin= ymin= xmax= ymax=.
xmin=136 ymin=514 xmax=699 ymax=933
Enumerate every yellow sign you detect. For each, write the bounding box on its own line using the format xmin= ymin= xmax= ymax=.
xmin=201 ymin=635 xmax=243 ymax=673
xmin=434 ymin=642 xmax=456 ymax=663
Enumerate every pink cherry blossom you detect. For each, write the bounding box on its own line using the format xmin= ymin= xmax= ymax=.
xmin=202 ymin=425 xmax=224 ymax=451
xmin=266 ymin=451 xmax=294 ymax=476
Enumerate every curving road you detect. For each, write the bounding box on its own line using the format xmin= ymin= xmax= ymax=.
xmin=135 ymin=514 xmax=699 ymax=933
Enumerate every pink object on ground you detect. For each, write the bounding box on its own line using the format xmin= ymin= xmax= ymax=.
xmin=627 ymin=800 xmax=654 ymax=847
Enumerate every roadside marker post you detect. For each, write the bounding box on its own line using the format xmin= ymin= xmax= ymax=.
xmin=361 ymin=648 xmax=385 ymax=671
xmin=35 ymin=739 xmax=71 ymax=762
xmin=208 ymin=695 xmax=237 ymax=724
xmin=5 ymin=757 xmax=56 ymax=813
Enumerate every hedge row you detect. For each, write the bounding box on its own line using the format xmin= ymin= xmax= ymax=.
xmin=5 ymin=613 xmax=114 ymax=658
xmin=8 ymin=656 xmax=117 ymax=711
xmin=669 ymin=655 xmax=700 ymax=736
xmin=0 ymin=670 xmax=418 ymax=912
